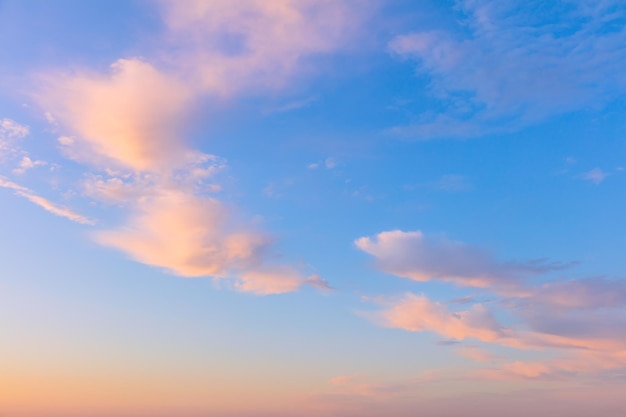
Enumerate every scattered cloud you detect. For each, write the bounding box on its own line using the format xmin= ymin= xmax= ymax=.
xmin=0 ymin=118 xmax=29 ymax=160
xmin=22 ymin=0 xmax=367 ymax=294
xmin=389 ymin=0 xmax=626 ymax=138
xmin=158 ymin=0 xmax=371 ymax=94
xmin=308 ymin=157 xmax=339 ymax=170
xmin=325 ymin=157 xmax=338 ymax=169
xmin=0 ymin=118 xmax=29 ymax=140
xmin=12 ymin=156 xmax=47 ymax=175
xmin=582 ymin=168 xmax=610 ymax=184
xmin=376 ymin=293 xmax=506 ymax=342
xmin=36 ymin=59 xmax=194 ymax=172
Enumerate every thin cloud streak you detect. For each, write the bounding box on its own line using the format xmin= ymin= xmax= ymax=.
xmin=389 ymin=0 xmax=626 ymax=139
xmin=0 ymin=177 xmax=94 ymax=225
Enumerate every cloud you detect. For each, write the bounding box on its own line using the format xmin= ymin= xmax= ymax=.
xmin=0 ymin=177 xmax=94 ymax=225
xmin=94 ymin=188 xmax=319 ymax=294
xmin=0 ymin=118 xmax=29 ymax=160
xmin=582 ymin=168 xmax=610 ymax=184
xmin=158 ymin=0 xmax=369 ymax=94
xmin=0 ymin=118 xmax=29 ymax=140
xmin=23 ymin=0 xmax=363 ymax=294
xmin=376 ymin=293 xmax=506 ymax=342
xmin=355 ymin=230 xmax=567 ymax=290
xmin=456 ymin=345 xmax=499 ymax=363
xmin=530 ymin=277 xmax=626 ymax=310
xmin=12 ymin=156 xmax=47 ymax=175
xmin=36 ymin=59 xmax=193 ymax=172
xmin=372 ymin=292 xmax=626 ymax=352
xmin=389 ymin=0 xmax=626 ymax=138
xmin=358 ymin=230 xmax=626 ymax=377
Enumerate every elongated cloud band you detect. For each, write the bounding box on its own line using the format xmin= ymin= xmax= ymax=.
xmin=360 ymin=229 xmax=626 ymax=381
xmin=0 ymin=177 xmax=94 ymax=225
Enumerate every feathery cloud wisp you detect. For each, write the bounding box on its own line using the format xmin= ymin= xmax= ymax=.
xmin=389 ymin=0 xmax=626 ymax=138
xmin=355 ymin=230 xmax=567 ymax=290
xmin=0 ymin=177 xmax=94 ymax=225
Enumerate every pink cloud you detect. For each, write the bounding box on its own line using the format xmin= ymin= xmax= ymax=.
xmin=36 ymin=59 xmax=193 ymax=173
xmin=0 ymin=118 xmax=29 ymax=161
xmin=582 ymin=168 xmax=610 ymax=184
xmin=376 ymin=293 xmax=506 ymax=343
xmin=0 ymin=177 xmax=94 ymax=225
xmin=25 ymin=0 xmax=362 ymax=294
xmin=159 ymin=0 xmax=369 ymax=94
xmin=388 ymin=0 xmax=626 ymax=138
xmin=95 ymin=189 xmax=317 ymax=294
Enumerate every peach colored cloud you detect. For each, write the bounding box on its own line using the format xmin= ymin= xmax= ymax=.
xmin=0 ymin=118 xmax=29 ymax=161
xmin=36 ymin=59 xmax=193 ymax=172
xmin=377 ymin=293 xmax=506 ymax=342
xmin=159 ymin=0 xmax=368 ymax=94
xmin=0 ymin=177 xmax=94 ymax=225
xmin=483 ymin=348 xmax=626 ymax=381
xmin=387 ymin=0 xmax=626 ymax=139
xmin=22 ymin=0 xmax=367 ymax=293
xmin=371 ymin=291 xmax=626 ymax=380
xmin=12 ymin=156 xmax=47 ymax=175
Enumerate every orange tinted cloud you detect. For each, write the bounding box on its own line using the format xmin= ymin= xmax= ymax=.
xmin=0 ymin=177 xmax=94 ymax=225
xmin=356 ymin=230 xmax=572 ymax=294
xmin=36 ymin=59 xmax=192 ymax=172
xmin=96 ymin=189 xmax=318 ymax=294
xmin=159 ymin=0 xmax=368 ymax=94
xmin=377 ymin=293 xmax=505 ymax=342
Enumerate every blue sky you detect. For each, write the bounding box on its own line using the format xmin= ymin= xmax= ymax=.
xmin=1 ymin=1 xmax=626 ymax=416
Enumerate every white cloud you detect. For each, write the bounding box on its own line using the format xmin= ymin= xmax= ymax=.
xmin=582 ymin=168 xmax=610 ymax=184
xmin=0 ymin=118 xmax=29 ymax=160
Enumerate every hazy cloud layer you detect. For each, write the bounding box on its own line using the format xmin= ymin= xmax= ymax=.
xmin=0 ymin=177 xmax=94 ymax=225
xmin=389 ymin=0 xmax=626 ymax=138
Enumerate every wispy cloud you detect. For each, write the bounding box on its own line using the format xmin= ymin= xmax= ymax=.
xmin=0 ymin=177 xmax=94 ymax=225
xmin=355 ymin=230 xmax=569 ymax=290
xmin=582 ymin=168 xmax=610 ymax=184
xmin=12 ymin=156 xmax=47 ymax=175
xmin=389 ymin=0 xmax=626 ymax=138
xmin=0 ymin=118 xmax=29 ymax=160
xmin=23 ymin=1 xmax=362 ymax=294
xmin=158 ymin=0 xmax=371 ymax=94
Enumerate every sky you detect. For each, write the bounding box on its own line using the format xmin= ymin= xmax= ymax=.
xmin=1 ymin=1 xmax=626 ymax=416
